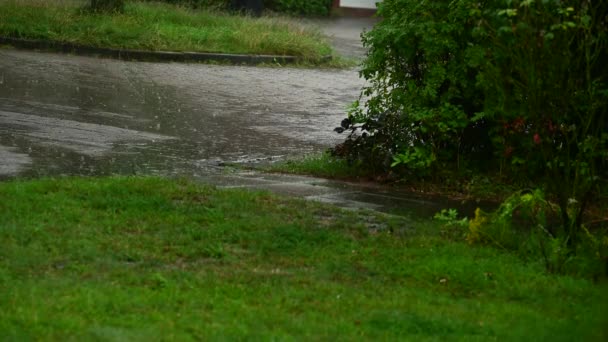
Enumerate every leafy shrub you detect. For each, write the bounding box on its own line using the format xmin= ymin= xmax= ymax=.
xmin=501 ymin=2 xmax=605 ymax=253
xmin=334 ymin=0 xmax=492 ymax=179
xmin=332 ymin=110 xmax=412 ymax=176
xmin=467 ymin=190 xmax=557 ymax=249
xmin=476 ymin=0 xmax=608 ymax=247
xmin=434 ymin=209 xmax=469 ymax=240
xmin=464 ymin=190 xmax=607 ymax=277
xmin=336 ymin=0 xmax=607 ymax=268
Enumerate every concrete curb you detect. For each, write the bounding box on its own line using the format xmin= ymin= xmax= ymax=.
xmin=0 ymin=37 xmax=332 ymax=65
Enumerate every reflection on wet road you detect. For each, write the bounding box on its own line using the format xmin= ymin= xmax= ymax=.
xmin=0 ymin=49 xmax=364 ymax=178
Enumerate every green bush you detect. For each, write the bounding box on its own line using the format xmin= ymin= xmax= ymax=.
xmin=476 ymin=0 xmax=608 ymax=247
xmin=336 ymin=0 xmax=607 ymax=270
xmin=465 ymin=190 xmax=607 ymax=278
xmin=335 ymin=0 xmax=488 ymax=176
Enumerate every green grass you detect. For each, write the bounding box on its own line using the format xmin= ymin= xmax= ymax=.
xmin=0 ymin=0 xmax=333 ymax=60
xmin=1 ymin=177 xmax=606 ymax=340
xmin=267 ymin=152 xmax=369 ymax=179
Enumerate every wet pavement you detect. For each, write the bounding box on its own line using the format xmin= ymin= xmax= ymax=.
xmin=0 ymin=49 xmax=364 ymax=179
xmin=312 ymin=17 xmax=377 ymax=59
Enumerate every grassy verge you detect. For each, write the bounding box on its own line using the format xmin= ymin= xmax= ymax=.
xmin=267 ymin=152 xmax=367 ymax=179
xmin=1 ymin=177 xmax=606 ymax=340
xmin=268 ymin=154 xmax=608 ymax=230
xmin=0 ymin=0 xmax=333 ymax=61
xmin=267 ymin=152 xmax=520 ymax=201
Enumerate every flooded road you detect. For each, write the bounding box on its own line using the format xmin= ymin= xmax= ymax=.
xmin=0 ymin=49 xmax=364 ymax=179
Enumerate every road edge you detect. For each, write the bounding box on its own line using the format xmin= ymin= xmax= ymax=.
xmin=0 ymin=36 xmax=332 ymax=65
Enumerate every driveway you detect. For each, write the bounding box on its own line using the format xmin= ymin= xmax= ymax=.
xmin=0 ymin=48 xmax=365 ymax=178
xmin=313 ymin=17 xmax=377 ymax=59
xmin=0 ymin=16 xmax=380 ymax=179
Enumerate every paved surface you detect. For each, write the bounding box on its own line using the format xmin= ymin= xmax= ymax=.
xmin=312 ymin=17 xmax=378 ymax=59
xmin=0 ymin=17 xmax=372 ymax=175
xmin=0 ymin=18 xmax=481 ymax=217
xmin=0 ymin=49 xmax=363 ymax=178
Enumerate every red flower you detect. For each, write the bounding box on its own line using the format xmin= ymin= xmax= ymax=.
xmin=533 ymin=133 xmax=541 ymax=145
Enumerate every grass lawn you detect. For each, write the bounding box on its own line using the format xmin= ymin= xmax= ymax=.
xmin=0 ymin=177 xmax=606 ymax=340
xmin=0 ymin=0 xmax=333 ymax=61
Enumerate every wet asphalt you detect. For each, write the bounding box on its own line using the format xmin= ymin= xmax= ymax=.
xmin=0 ymin=17 xmax=372 ymax=174
xmin=0 ymin=48 xmax=365 ymax=177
